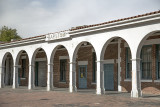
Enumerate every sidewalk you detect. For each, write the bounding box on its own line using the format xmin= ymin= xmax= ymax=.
xmin=0 ymin=87 xmax=159 ymax=107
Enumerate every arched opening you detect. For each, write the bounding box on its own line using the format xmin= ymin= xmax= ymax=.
xmin=101 ymin=37 xmax=132 ymax=92
xmin=2 ymin=52 xmax=14 ymax=87
xmin=137 ymin=31 xmax=160 ymax=94
xmin=51 ymin=45 xmax=70 ymax=89
xmin=73 ymin=42 xmax=97 ymax=91
xmin=32 ymin=48 xmax=47 ymax=88
xmin=15 ymin=50 xmax=29 ymax=87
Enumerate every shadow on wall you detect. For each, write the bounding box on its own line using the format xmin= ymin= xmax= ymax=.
xmin=121 ymin=82 xmax=132 ymax=93
xmin=142 ymin=85 xmax=160 ymax=94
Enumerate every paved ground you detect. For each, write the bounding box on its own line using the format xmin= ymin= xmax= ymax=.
xmin=0 ymin=87 xmax=160 ymax=107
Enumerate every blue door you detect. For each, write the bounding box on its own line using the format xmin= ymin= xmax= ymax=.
xmin=79 ymin=65 xmax=87 ymax=88
xmin=104 ymin=64 xmax=114 ymax=90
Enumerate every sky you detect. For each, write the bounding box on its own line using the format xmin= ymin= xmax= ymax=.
xmin=0 ymin=0 xmax=160 ymax=38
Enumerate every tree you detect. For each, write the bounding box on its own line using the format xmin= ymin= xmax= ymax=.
xmin=0 ymin=26 xmax=22 ymax=42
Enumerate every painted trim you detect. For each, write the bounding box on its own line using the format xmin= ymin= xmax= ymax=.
xmin=92 ymin=52 xmax=96 ymax=83
xmin=69 ymin=13 xmax=160 ymax=36
xmin=124 ymin=42 xmax=129 ymax=47
xmin=0 ymin=36 xmax=45 ymax=49
xmin=102 ymin=59 xmax=115 ymax=64
xmin=21 ymin=56 xmax=26 ymax=59
xmin=59 ymin=81 xmax=67 ymax=83
xmin=144 ymin=38 xmax=160 ymax=45
xmin=156 ymin=44 xmax=159 ymax=79
xmin=35 ymin=58 xmax=47 ymax=61
xmin=125 ymin=47 xmax=131 ymax=79
xmin=17 ymin=65 xmax=21 ymax=68
xmin=124 ymin=79 xmax=131 ymax=82
xmin=60 ymin=59 xmax=67 ymax=82
xmin=78 ymin=61 xmax=88 ymax=65
xmin=141 ymin=80 xmax=152 ymax=82
xmin=126 ymin=47 xmax=128 ymax=79
xmin=59 ymin=56 xmax=69 ymax=60
xmin=20 ymin=78 xmax=26 ymax=80
xmin=154 ymin=80 xmax=160 ymax=82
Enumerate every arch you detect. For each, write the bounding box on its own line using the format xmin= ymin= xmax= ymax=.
xmin=136 ymin=30 xmax=160 ymax=58
xmin=2 ymin=52 xmax=14 ymax=86
xmin=100 ymin=36 xmax=132 ymax=60
xmin=15 ymin=50 xmax=29 ymax=66
xmin=72 ymin=41 xmax=97 ymax=89
xmin=2 ymin=52 xmax=14 ymax=67
xmin=15 ymin=50 xmax=29 ymax=86
xmin=136 ymin=30 xmax=160 ymax=95
xmin=31 ymin=47 xmax=48 ymax=88
xmin=50 ymin=45 xmax=70 ymax=64
xmin=31 ymin=47 xmax=48 ymax=65
xmin=72 ymin=41 xmax=97 ymax=63
xmin=51 ymin=44 xmax=70 ymax=88
xmin=100 ymin=36 xmax=132 ymax=92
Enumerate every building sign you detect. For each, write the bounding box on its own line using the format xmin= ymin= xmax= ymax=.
xmin=45 ymin=31 xmax=70 ymax=41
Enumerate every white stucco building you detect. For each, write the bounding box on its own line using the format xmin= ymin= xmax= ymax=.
xmin=0 ymin=10 xmax=160 ymax=98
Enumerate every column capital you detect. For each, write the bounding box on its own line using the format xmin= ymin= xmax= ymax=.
xmin=0 ymin=66 xmax=5 ymax=68
xmin=130 ymin=58 xmax=141 ymax=61
xmin=47 ymin=63 xmax=54 ymax=65
xmin=29 ymin=64 xmax=34 ymax=67
xmin=69 ymin=62 xmax=76 ymax=64
xmin=14 ymin=65 xmax=20 ymax=67
xmin=96 ymin=60 xmax=103 ymax=62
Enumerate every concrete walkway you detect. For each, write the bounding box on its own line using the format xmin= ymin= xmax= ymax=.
xmin=0 ymin=87 xmax=160 ymax=107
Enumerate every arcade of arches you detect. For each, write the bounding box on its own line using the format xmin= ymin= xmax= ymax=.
xmin=0 ymin=11 xmax=160 ymax=98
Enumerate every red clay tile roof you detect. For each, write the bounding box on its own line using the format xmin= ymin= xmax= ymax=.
xmin=70 ymin=10 xmax=160 ymax=31
xmin=0 ymin=34 xmax=45 ymax=45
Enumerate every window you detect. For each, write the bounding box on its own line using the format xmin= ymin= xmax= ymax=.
xmin=22 ymin=59 xmax=26 ymax=78
xmin=92 ymin=52 xmax=96 ymax=82
xmin=141 ymin=46 xmax=152 ymax=79
xmin=126 ymin=48 xmax=132 ymax=79
xmin=157 ymin=45 xmax=160 ymax=79
xmin=60 ymin=59 xmax=66 ymax=82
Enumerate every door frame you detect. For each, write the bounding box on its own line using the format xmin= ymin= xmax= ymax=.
xmin=35 ymin=62 xmax=39 ymax=86
xmin=78 ymin=65 xmax=87 ymax=89
xmin=103 ymin=59 xmax=115 ymax=91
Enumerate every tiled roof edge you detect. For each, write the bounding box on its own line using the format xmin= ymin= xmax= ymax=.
xmin=70 ymin=10 xmax=160 ymax=31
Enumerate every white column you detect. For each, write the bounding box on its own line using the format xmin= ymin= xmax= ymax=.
xmin=28 ymin=64 xmax=35 ymax=89
xmin=12 ymin=65 xmax=19 ymax=89
xmin=69 ymin=62 xmax=77 ymax=93
xmin=47 ymin=63 xmax=53 ymax=91
xmin=0 ymin=66 xmax=5 ymax=88
xmin=131 ymin=58 xmax=142 ymax=98
xmin=118 ymin=39 xmax=122 ymax=92
xmin=96 ymin=60 xmax=105 ymax=95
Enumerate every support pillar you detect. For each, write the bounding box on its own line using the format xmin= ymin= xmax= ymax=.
xmin=118 ymin=39 xmax=122 ymax=92
xmin=28 ymin=64 xmax=35 ymax=89
xmin=69 ymin=62 xmax=77 ymax=93
xmin=131 ymin=58 xmax=142 ymax=98
xmin=96 ymin=60 xmax=105 ymax=95
xmin=47 ymin=63 xmax=53 ymax=91
xmin=0 ymin=66 xmax=5 ymax=88
xmin=12 ymin=65 xmax=19 ymax=89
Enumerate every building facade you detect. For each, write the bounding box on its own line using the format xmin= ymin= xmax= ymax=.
xmin=0 ymin=11 xmax=160 ymax=98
